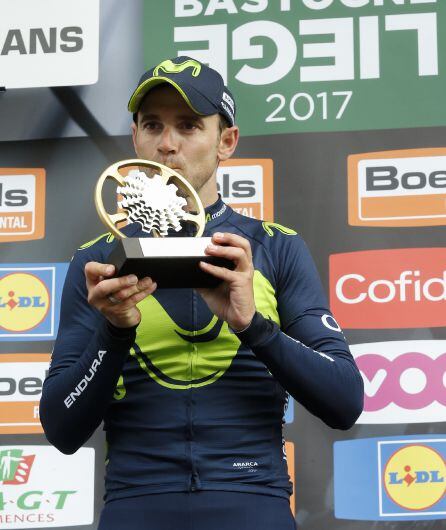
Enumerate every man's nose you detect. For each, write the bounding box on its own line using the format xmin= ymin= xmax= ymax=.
xmin=157 ymin=127 xmax=178 ymax=155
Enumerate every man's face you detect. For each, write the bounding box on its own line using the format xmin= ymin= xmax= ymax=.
xmin=131 ymin=85 xmax=226 ymax=196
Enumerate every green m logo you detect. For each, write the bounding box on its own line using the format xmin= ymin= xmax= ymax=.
xmin=262 ymin=222 xmax=297 ymax=237
xmin=153 ymin=59 xmax=202 ymax=78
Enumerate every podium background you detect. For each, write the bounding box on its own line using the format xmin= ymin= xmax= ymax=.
xmin=1 ymin=1 xmax=445 ymax=528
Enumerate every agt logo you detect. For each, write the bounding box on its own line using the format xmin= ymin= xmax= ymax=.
xmin=352 ymin=341 xmax=446 ymax=424
xmin=334 ymin=435 xmax=446 ymax=521
xmin=0 ymin=264 xmax=68 ymax=341
xmin=217 ymin=159 xmax=274 ymax=221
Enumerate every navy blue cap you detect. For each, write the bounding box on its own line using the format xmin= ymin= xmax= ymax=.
xmin=128 ymin=56 xmax=236 ymax=126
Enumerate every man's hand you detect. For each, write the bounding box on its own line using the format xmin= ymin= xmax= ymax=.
xmin=197 ymin=232 xmax=256 ymax=331
xmin=85 ymin=262 xmax=157 ymax=328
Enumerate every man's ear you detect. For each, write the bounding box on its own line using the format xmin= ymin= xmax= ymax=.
xmin=217 ymin=126 xmax=239 ymax=162
xmin=131 ymin=121 xmax=139 ymax=157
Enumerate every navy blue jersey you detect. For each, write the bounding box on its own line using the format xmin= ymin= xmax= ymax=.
xmin=40 ymin=197 xmax=363 ymax=502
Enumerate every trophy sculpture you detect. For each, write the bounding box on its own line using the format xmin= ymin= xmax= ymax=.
xmin=95 ymin=159 xmax=232 ymax=288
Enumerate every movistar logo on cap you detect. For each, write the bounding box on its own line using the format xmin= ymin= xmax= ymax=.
xmin=153 ymin=59 xmax=201 ymax=78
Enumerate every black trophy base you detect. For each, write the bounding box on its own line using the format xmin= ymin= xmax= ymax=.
xmin=108 ymin=237 xmax=234 ymax=288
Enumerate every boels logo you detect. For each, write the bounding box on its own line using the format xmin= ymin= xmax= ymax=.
xmin=0 ymin=263 xmax=68 ymax=341
xmin=0 ymin=354 xmax=50 ymax=434
xmin=0 ymin=169 xmax=45 ymax=242
xmin=352 ymin=341 xmax=446 ymax=425
xmin=329 ymin=248 xmax=446 ymax=329
xmin=383 ymin=444 xmax=446 ymax=513
xmin=348 ymin=148 xmax=446 ymax=227
xmin=334 ymin=435 xmax=446 ymax=521
xmin=217 ymin=159 xmax=274 ymax=221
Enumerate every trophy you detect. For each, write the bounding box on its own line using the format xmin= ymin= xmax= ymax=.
xmin=94 ymin=159 xmax=233 ymax=288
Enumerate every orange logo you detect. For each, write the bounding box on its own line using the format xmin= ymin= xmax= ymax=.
xmin=0 ymin=354 xmax=50 ymax=434
xmin=348 ymin=148 xmax=446 ymax=227
xmin=0 ymin=273 xmax=50 ymax=332
xmin=384 ymin=444 xmax=446 ymax=511
xmin=330 ymin=248 xmax=446 ymax=329
xmin=218 ymin=159 xmax=274 ymax=221
xmin=0 ymin=169 xmax=45 ymax=242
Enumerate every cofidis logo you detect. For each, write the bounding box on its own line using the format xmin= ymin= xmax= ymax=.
xmin=329 ymin=248 xmax=446 ymax=329
xmin=0 ymin=446 xmax=94 ymax=528
xmin=334 ymin=435 xmax=446 ymax=521
xmin=0 ymin=170 xmax=45 ymax=242
xmin=0 ymin=355 xmax=50 ymax=434
xmin=0 ymin=264 xmax=68 ymax=341
xmin=348 ymin=148 xmax=446 ymax=227
xmin=352 ymin=341 xmax=446 ymax=424
xmin=217 ymin=159 xmax=274 ymax=221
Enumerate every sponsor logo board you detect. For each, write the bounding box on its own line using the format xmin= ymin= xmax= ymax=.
xmin=0 ymin=263 xmax=68 ymax=341
xmin=352 ymin=341 xmax=446 ymax=424
xmin=217 ymin=159 xmax=274 ymax=221
xmin=334 ymin=435 xmax=446 ymax=521
xmin=329 ymin=248 xmax=446 ymax=329
xmin=0 ymin=355 xmax=50 ymax=434
xmin=348 ymin=148 xmax=446 ymax=227
xmin=0 ymin=446 xmax=94 ymax=528
xmin=143 ymin=2 xmax=446 ymax=135
xmin=0 ymin=169 xmax=45 ymax=242
xmin=285 ymin=441 xmax=295 ymax=516
xmin=1 ymin=0 xmax=99 ymax=89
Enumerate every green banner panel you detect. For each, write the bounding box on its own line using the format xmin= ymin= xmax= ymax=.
xmin=143 ymin=1 xmax=445 ymax=136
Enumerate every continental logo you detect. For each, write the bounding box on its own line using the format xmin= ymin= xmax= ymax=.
xmin=0 ymin=263 xmax=68 ymax=341
xmin=0 ymin=169 xmax=45 ymax=242
xmin=352 ymin=341 xmax=446 ymax=425
xmin=348 ymin=148 xmax=446 ymax=227
xmin=153 ymin=58 xmax=201 ymax=77
xmin=334 ymin=435 xmax=446 ymax=521
xmin=0 ymin=354 xmax=50 ymax=435
xmin=329 ymin=248 xmax=446 ymax=329
xmin=217 ymin=159 xmax=274 ymax=221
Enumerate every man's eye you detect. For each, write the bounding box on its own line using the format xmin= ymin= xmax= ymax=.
xmin=143 ymin=121 xmax=160 ymax=130
xmin=181 ymin=121 xmax=197 ymax=130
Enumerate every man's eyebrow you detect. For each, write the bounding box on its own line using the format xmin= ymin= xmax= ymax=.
xmin=139 ymin=113 xmax=203 ymax=122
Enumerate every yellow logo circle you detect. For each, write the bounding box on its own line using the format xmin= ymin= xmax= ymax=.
xmin=384 ymin=444 xmax=446 ymax=511
xmin=0 ymin=273 xmax=50 ymax=332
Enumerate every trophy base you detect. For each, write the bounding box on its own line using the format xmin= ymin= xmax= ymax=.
xmin=108 ymin=237 xmax=234 ymax=288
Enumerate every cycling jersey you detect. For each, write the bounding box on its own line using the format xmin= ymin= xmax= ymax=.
xmin=40 ymin=196 xmax=363 ymax=502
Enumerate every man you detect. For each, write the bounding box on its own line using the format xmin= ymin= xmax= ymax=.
xmin=40 ymin=56 xmax=363 ymax=530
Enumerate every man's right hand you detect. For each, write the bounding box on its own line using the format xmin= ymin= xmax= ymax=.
xmin=85 ymin=262 xmax=157 ymax=328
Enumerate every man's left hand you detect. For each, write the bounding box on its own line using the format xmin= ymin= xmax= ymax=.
xmin=197 ymin=232 xmax=256 ymax=331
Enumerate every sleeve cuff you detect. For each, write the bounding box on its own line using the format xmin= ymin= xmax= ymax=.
xmin=234 ymin=311 xmax=279 ymax=348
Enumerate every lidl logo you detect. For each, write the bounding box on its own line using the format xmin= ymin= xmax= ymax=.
xmin=0 ymin=354 xmax=50 ymax=434
xmin=384 ymin=444 xmax=445 ymax=512
xmin=0 ymin=445 xmax=94 ymax=528
xmin=329 ymin=248 xmax=446 ymax=329
xmin=348 ymin=148 xmax=446 ymax=227
xmin=0 ymin=169 xmax=45 ymax=242
xmin=352 ymin=341 xmax=446 ymax=425
xmin=0 ymin=449 xmax=35 ymax=485
xmin=0 ymin=264 xmax=68 ymax=341
xmin=217 ymin=159 xmax=274 ymax=221
xmin=334 ymin=435 xmax=446 ymax=521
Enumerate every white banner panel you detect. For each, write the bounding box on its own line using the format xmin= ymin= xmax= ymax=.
xmin=0 ymin=0 xmax=99 ymax=88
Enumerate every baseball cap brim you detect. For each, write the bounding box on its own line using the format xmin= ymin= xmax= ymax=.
xmin=128 ymin=76 xmax=220 ymax=117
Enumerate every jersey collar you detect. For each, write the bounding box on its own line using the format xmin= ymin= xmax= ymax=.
xmin=204 ymin=195 xmax=232 ymax=231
